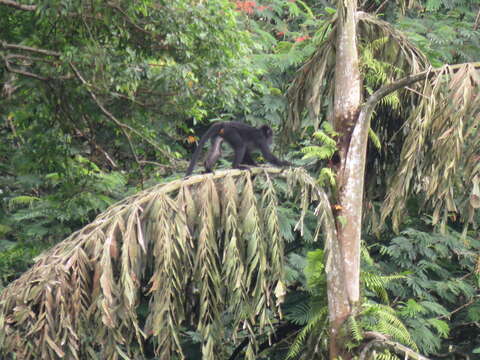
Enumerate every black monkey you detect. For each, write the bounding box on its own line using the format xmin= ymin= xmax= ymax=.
xmin=185 ymin=121 xmax=290 ymax=176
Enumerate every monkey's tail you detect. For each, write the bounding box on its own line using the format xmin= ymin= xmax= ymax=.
xmin=185 ymin=123 xmax=223 ymax=176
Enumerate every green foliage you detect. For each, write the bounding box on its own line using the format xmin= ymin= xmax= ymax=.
xmin=360 ymin=303 xmax=418 ymax=349
xmin=2 ymin=1 xmax=480 ymax=359
xmin=1 ymin=0 xmax=258 ymax=180
xmin=301 ymin=122 xmax=338 ymax=187
xmin=1 ymin=0 xmax=261 ymax=290
xmin=285 ymin=309 xmax=328 ymax=360
xmin=360 ymin=37 xmax=403 ymax=109
xmin=234 ymin=0 xmax=326 ymax=129
xmin=304 ymin=249 xmax=326 ymax=294
xmin=378 ymin=225 xmax=480 ymax=355
xmin=0 ymin=242 xmax=47 ymax=287
xmin=1 ymin=156 xmax=128 ymax=246
xmin=287 ymin=243 xmax=413 ymax=359
xmin=397 ymin=2 xmax=480 ymax=66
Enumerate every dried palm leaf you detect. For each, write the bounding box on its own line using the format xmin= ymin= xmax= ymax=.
xmin=381 ymin=63 xmax=480 ymax=231
xmin=287 ymin=12 xmax=428 ymax=137
xmin=0 ymin=167 xmax=334 ymax=360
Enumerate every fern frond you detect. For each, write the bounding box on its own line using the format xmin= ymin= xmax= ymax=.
xmin=312 ymin=130 xmax=337 ymax=146
xmin=348 ymin=315 xmax=363 ymax=342
xmin=301 ymin=145 xmax=336 ymax=160
xmin=426 ymin=318 xmax=450 ymax=338
xmin=368 ymin=128 xmax=382 ymax=150
xmin=8 ymin=196 xmax=40 ymax=209
xmin=375 ymin=350 xmax=401 ymax=360
xmin=286 ymin=308 xmax=328 ymax=360
xmin=362 ymin=303 xmax=418 ymax=350
xmin=317 ymin=167 xmax=336 ymax=187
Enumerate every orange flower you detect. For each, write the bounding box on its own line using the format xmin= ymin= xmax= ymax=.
xmin=186 ymin=135 xmax=197 ymax=144
xmin=235 ymin=1 xmax=256 ymax=14
xmin=295 ymin=35 xmax=310 ymax=43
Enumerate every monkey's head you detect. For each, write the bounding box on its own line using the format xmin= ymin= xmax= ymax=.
xmin=260 ymin=125 xmax=273 ymax=145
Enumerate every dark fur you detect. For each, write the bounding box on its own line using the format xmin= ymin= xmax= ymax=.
xmin=185 ymin=121 xmax=290 ymax=176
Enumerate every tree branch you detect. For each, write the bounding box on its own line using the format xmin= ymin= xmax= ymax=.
xmin=0 ymin=41 xmax=60 ymax=57
xmin=356 ymin=62 xmax=480 ymax=147
xmin=474 ymin=8 xmax=480 ymax=30
xmin=0 ymin=0 xmax=36 ymax=11
xmin=2 ymin=55 xmax=48 ymax=81
xmin=437 ymin=296 xmax=478 ymax=320
xmin=107 ymin=2 xmax=152 ymax=36
xmin=69 ymin=62 xmax=175 ymax=173
xmin=69 ymin=62 xmax=143 ymax=168
xmin=360 ymin=337 xmax=431 ymax=360
xmin=2 ymin=53 xmax=72 ymax=81
xmin=365 ymin=62 xmax=480 ymax=110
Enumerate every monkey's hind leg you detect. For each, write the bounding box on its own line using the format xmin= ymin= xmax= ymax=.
xmin=204 ymin=136 xmax=223 ymax=173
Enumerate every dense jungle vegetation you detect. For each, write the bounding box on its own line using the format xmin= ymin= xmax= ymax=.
xmin=0 ymin=0 xmax=479 ymax=359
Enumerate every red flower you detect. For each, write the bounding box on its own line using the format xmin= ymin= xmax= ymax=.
xmin=235 ymin=1 xmax=257 ymax=14
xmin=295 ymin=35 xmax=310 ymax=43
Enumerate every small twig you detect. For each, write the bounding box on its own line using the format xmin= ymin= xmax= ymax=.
xmin=109 ymin=90 xmax=146 ymax=106
xmin=107 ymin=2 xmax=151 ymax=36
xmin=437 ymin=296 xmax=477 ymax=320
xmin=106 ymin=3 xmax=170 ymax=50
xmin=69 ymin=62 xmax=174 ymax=161
xmin=360 ymin=336 xmax=431 ymax=360
xmin=3 ymin=55 xmax=48 ymax=81
xmin=373 ymin=0 xmax=388 ymax=15
xmin=5 ymin=113 xmax=23 ymax=145
xmin=73 ymin=125 xmax=118 ymax=169
xmin=0 ymin=41 xmax=60 ymax=57
xmin=228 ymin=322 xmax=301 ymax=360
xmin=69 ymin=62 xmax=144 ymax=179
xmin=0 ymin=0 xmax=36 ymax=11
xmin=138 ymin=160 xmax=174 ymax=169
xmin=6 ymin=54 xmax=58 ymax=64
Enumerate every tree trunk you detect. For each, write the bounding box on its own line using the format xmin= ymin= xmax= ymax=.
xmin=326 ymin=0 xmax=365 ymax=359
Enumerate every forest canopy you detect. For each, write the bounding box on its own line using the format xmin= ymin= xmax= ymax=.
xmin=1 ymin=0 xmax=479 ymax=359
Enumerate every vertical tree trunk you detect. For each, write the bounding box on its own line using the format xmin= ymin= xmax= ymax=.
xmin=326 ymin=0 xmax=366 ymax=359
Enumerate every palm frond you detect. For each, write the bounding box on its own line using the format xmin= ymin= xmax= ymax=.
xmin=0 ymin=167 xmax=334 ymax=360
xmin=287 ymin=12 xmax=429 ymax=136
xmin=381 ymin=64 xmax=480 ymax=231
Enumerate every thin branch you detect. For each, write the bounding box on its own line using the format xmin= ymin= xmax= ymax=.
xmin=3 ymin=53 xmax=73 ymax=81
xmin=73 ymin=125 xmax=118 ymax=169
xmin=5 ymin=113 xmax=23 ymax=145
xmin=2 ymin=55 xmax=48 ymax=81
xmin=373 ymin=63 xmax=480 ymax=106
xmin=373 ymin=0 xmax=388 ymax=15
xmin=437 ymin=296 xmax=478 ymax=320
xmin=69 ymin=62 xmax=143 ymax=170
xmin=69 ymin=62 xmax=174 ymax=162
xmin=6 ymin=53 xmax=58 ymax=64
xmin=360 ymin=338 xmax=431 ymax=360
xmin=474 ymin=9 xmax=480 ymax=30
xmin=0 ymin=41 xmax=60 ymax=57
xmin=359 ymin=63 xmax=480 ymax=131
xmin=138 ymin=160 xmax=173 ymax=169
xmin=0 ymin=0 xmax=36 ymax=11
xmin=107 ymin=3 xmax=151 ymax=36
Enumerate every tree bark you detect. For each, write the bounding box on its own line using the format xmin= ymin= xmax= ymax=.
xmin=327 ymin=0 xmax=363 ymax=359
